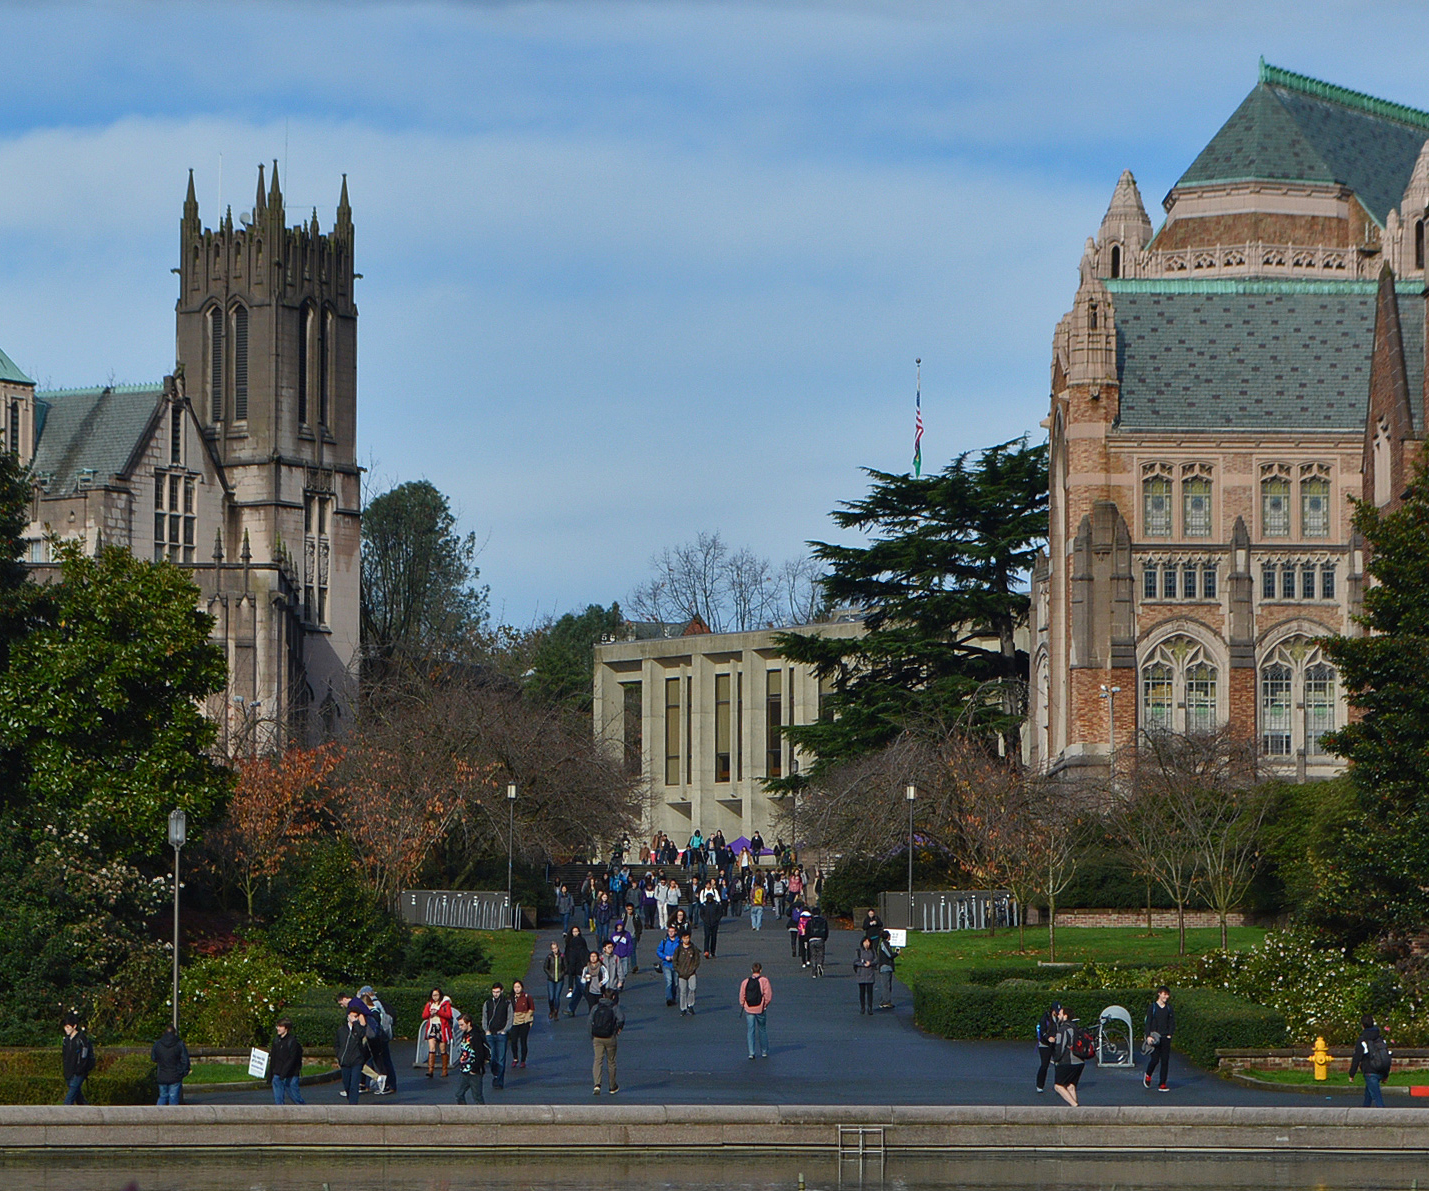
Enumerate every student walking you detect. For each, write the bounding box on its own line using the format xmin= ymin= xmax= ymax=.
xmin=510 ymin=980 xmax=535 ymax=1069
xmin=877 ymin=930 xmax=900 ymax=1009
xmin=543 ymin=942 xmax=565 ymax=1022
xmin=806 ymin=909 xmax=829 ymax=977
xmin=151 ymin=1024 xmax=191 ymax=1105
xmin=578 ymin=951 xmax=607 ymax=1015
xmin=674 ymin=934 xmax=702 ymax=1015
xmin=360 ymin=986 xmax=397 ymax=1094
xmin=564 ymin=927 xmax=592 ymax=1016
xmin=700 ymin=885 xmax=724 ymax=958
xmin=60 ymin=1015 xmax=96 ymax=1105
xmin=335 ymin=1004 xmax=369 ymax=1105
xmin=590 ymin=989 xmax=625 ymax=1096
xmin=749 ymin=879 xmax=767 ymax=931
xmin=854 ymin=937 xmax=878 ymax=1014
xmin=1053 ymin=1007 xmax=1085 ymax=1107
xmin=270 ymin=1018 xmax=306 ymax=1105
xmin=739 ymin=961 xmax=773 ymax=1059
xmin=482 ymin=983 xmax=514 ymax=1090
xmin=1349 ymin=1013 xmax=1392 ymax=1107
xmin=1035 ymin=1003 xmax=1059 ymax=1094
xmin=657 ymin=925 xmax=681 ymax=1006
xmin=421 ymin=988 xmax=454 ymax=1078
xmin=453 ymin=1014 xmax=486 ymax=1105
xmin=1142 ymin=985 xmax=1174 ymax=1092
xmin=556 ymin=884 xmax=575 ymax=934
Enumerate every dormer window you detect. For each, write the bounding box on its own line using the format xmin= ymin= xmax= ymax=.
xmin=1110 ymin=245 xmax=1121 ymax=278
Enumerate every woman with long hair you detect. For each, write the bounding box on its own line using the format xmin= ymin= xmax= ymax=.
xmin=420 ymin=987 xmax=453 ymax=1078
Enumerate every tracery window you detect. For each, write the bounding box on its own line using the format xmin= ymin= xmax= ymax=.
xmin=1140 ymin=636 xmax=1220 ymax=736
xmin=1300 ymin=464 xmax=1331 ymax=538
xmin=1182 ymin=463 xmax=1213 ymax=537
xmin=1258 ymin=640 xmax=1340 ymax=761
xmin=1261 ymin=463 xmax=1291 ymax=537
xmin=1143 ymin=463 xmax=1172 ymax=537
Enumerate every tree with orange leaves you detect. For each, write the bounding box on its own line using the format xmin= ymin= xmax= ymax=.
xmin=214 ymin=744 xmax=343 ymax=918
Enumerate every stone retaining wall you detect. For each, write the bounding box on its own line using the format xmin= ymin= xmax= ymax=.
xmin=2 ymin=1105 xmax=1428 ymax=1153
xmin=1022 ymin=909 xmax=1251 ymax=929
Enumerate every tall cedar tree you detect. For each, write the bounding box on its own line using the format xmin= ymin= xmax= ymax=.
xmin=1319 ymin=458 xmax=1429 ymax=942
xmin=774 ymin=438 xmax=1047 ymax=784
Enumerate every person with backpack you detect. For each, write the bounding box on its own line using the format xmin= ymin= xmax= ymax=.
xmin=360 ymin=986 xmax=397 ymax=1094
xmin=610 ymin=920 xmax=635 ymax=987
xmin=61 ymin=1014 xmax=96 ymax=1105
xmin=270 ymin=1017 xmax=306 ymax=1105
xmin=1142 ymin=985 xmax=1174 ymax=1092
xmin=854 ymin=937 xmax=878 ymax=1014
xmin=877 ymin=930 xmax=900 ymax=1009
xmin=335 ymin=1003 xmax=369 ymax=1105
xmin=453 ymin=1013 xmax=487 ymax=1105
xmin=673 ymin=933 xmax=702 ymax=1015
xmin=739 ymin=961 xmax=773 ymax=1059
xmin=749 ymin=879 xmax=767 ymax=931
xmin=699 ymin=882 xmax=724 ymax=958
xmin=806 ymin=909 xmax=829 ymax=977
xmin=656 ymin=924 xmax=681 ymax=1007
xmin=482 ymin=982 xmax=514 ymax=1091
xmin=151 ymin=1023 xmax=192 ymax=1105
xmin=1349 ymin=1013 xmax=1392 ymax=1107
xmin=1035 ymin=1002 xmax=1060 ymax=1094
xmin=589 ymin=988 xmax=625 ymax=1095
xmin=1052 ymin=1005 xmax=1086 ymax=1107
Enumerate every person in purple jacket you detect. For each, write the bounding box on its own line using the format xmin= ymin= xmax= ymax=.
xmin=609 ymin=920 xmax=635 ymax=989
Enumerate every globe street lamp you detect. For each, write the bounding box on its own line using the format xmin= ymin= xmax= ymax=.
xmin=506 ymin=783 xmax=517 ymax=929
xmin=906 ymin=784 xmax=917 ymax=930
xmin=167 ymin=809 xmax=187 ymax=1030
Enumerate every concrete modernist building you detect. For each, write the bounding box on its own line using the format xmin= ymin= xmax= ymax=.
xmin=593 ymin=619 xmax=863 ymax=844
xmin=13 ymin=166 xmax=360 ymax=750
xmin=1031 ymin=61 xmax=1429 ymax=781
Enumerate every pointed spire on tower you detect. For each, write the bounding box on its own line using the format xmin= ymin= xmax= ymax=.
xmin=310 ymin=207 xmax=320 ymax=235
xmin=335 ymin=173 xmax=352 ymax=244
xmin=184 ymin=168 xmax=198 ymax=224
xmin=1099 ymin=169 xmax=1153 ymax=253
xmin=268 ymin=160 xmax=284 ymax=229
xmin=255 ymin=163 xmax=267 ymax=217
xmin=224 ymin=204 xmax=234 ymax=234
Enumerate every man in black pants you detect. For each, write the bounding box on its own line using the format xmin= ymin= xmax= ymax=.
xmin=1143 ymin=985 xmax=1174 ymax=1091
xmin=1035 ymin=1002 xmax=1060 ymax=1093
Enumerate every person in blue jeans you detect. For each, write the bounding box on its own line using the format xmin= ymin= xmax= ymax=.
xmin=151 ymin=1024 xmax=191 ymax=1105
xmin=1349 ymin=1014 xmax=1389 ymax=1107
xmin=270 ymin=1018 xmax=306 ymax=1105
xmin=656 ymin=924 xmax=681 ymax=1007
xmin=482 ymin=983 xmax=514 ymax=1090
xmin=739 ymin=962 xmax=773 ymax=1059
xmin=61 ymin=1015 xmax=95 ymax=1105
xmin=334 ymin=1007 xmax=368 ymax=1104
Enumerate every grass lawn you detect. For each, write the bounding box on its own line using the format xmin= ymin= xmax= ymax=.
xmin=1243 ymin=1066 xmax=1429 ymax=1086
xmin=474 ymin=929 xmax=538 ymax=985
xmin=895 ymin=924 xmax=1266 ymax=987
xmin=188 ymin=1062 xmax=331 ymax=1084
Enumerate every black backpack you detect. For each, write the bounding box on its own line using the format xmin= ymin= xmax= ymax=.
xmin=744 ymin=976 xmax=763 ymax=1007
xmin=590 ymin=1002 xmax=618 ymax=1038
xmin=1365 ymin=1035 xmax=1392 ymax=1076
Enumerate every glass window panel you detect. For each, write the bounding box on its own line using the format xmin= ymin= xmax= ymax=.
xmin=766 ymin=670 xmax=783 ymax=779
xmin=1301 ymin=478 xmax=1330 ymax=538
xmin=1321 ymin=564 xmax=1336 ymax=600
xmin=168 ymin=514 xmax=180 ymax=544
xmin=184 ymin=480 xmax=194 ymax=515
xmin=1183 ymin=477 xmax=1212 ymax=537
xmin=1261 ymin=664 xmax=1292 ymax=756
xmin=1302 ymin=566 xmax=1316 ymax=599
xmin=1144 ymin=476 xmax=1171 ymax=536
xmin=1282 ymin=566 xmax=1296 ymax=600
xmin=169 ymin=475 xmax=180 ymax=510
xmin=1142 ymin=663 xmax=1173 ymax=731
xmin=622 ymin=681 xmax=642 ymax=777
xmin=154 ymin=475 xmax=165 ymax=509
xmin=664 ymin=677 xmax=681 ymax=786
xmin=1262 ymin=477 xmax=1290 ymax=536
xmin=1183 ymin=566 xmax=1197 ymax=599
xmin=714 ymin=673 xmax=731 ymax=783
xmin=1306 ymin=663 xmax=1336 ymax=755
xmin=1143 ymin=566 xmax=1158 ymax=600
xmin=1185 ymin=662 xmax=1217 ymax=734
xmin=1163 ymin=567 xmax=1177 ymax=600
xmin=1202 ymin=566 xmax=1217 ymax=599
xmin=183 ymin=516 xmax=194 ymax=547
xmin=1262 ymin=565 xmax=1276 ymax=600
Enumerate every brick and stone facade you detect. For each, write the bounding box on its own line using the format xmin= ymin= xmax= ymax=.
xmin=1031 ymin=62 xmax=1429 ymax=781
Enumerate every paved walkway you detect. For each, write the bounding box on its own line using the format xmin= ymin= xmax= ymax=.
xmin=207 ymin=914 xmax=1317 ymax=1107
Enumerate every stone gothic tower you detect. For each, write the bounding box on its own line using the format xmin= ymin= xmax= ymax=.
xmin=174 ymin=165 xmax=361 ymax=741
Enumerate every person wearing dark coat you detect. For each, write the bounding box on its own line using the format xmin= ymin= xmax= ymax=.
xmin=270 ymin=1017 xmax=306 ymax=1105
xmin=1348 ymin=1014 xmax=1389 ymax=1107
xmin=335 ymin=1008 xmax=369 ymax=1105
xmin=1143 ymin=986 xmax=1175 ymax=1091
xmin=699 ymin=885 xmax=724 ymax=958
xmin=151 ymin=1024 xmax=191 ymax=1105
xmin=563 ymin=927 xmax=592 ymax=1017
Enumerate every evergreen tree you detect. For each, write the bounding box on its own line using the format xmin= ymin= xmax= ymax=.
xmin=1320 ymin=459 xmax=1429 ymax=942
xmin=775 ymin=438 xmax=1047 ymax=784
xmin=526 ymin=603 xmax=623 ymax=711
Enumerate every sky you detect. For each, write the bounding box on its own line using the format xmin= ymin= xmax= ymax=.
xmin=5 ymin=1 xmax=1429 ymax=624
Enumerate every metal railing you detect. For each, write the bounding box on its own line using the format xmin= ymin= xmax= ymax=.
xmin=400 ymin=889 xmax=520 ymax=931
xmin=877 ymin=890 xmax=1019 ymax=932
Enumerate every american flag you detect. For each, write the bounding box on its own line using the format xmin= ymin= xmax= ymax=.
xmin=913 ymin=359 xmax=923 ymax=477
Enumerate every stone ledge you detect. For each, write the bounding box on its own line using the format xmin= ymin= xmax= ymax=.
xmin=0 ymin=1105 xmax=1426 ymax=1152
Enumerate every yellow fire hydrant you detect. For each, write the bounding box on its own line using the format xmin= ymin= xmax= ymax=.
xmin=1310 ymin=1036 xmax=1332 ymax=1081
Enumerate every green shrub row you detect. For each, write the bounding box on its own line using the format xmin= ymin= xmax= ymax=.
xmin=912 ymin=980 xmax=1287 ymax=1069
xmin=282 ymin=978 xmax=493 ymax=1047
xmin=0 ymin=1052 xmax=157 ymax=1105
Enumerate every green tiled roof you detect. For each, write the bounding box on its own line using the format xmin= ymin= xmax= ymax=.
xmin=1108 ymin=279 xmax=1419 ymax=433
xmin=0 ymin=347 xmax=33 ymax=386
xmin=1176 ymin=61 xmax=1429 ymax=225
xmin=31 ymin=384 xmax=164 ymax=496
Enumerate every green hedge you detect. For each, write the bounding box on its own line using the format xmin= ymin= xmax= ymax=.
xmin=0 ymin=1051 xmax=157 ymax=1105
xmin=283 ymin=978 xmax=492 ymax=1048
xmin=912 ymin=981 xmax=1287 ymax=1070
xmin=965 ymin=965 xmax=1053 ymax=987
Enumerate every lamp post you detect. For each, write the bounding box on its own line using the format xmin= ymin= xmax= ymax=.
xmin=1099 ymin=684 xmax=1121 ymax=787
xmin=506 ymin=783 xmax=517 ymax=929
xmin=906 ymin=783 xmax=917 ymax=930
xmin=789 ymin=756 xmax=799 ymax=863
xmin=167 ymin=809 xmax=187 ymax=1030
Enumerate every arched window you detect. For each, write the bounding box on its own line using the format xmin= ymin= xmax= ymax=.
xmin=232 ymin=305 xmax=249 ymax=421
xmin=1143 ymin=463 xmax=1172 ymax=536
xmin=1259 ymin=640 xmax=1339 ymax=761
xmin=1109 ymin=244 xmax=1121 ymax=279
xmin=320 ymin=310 xmax=333 ymax=428
xmin=1305 ymin=662 xmax=1336 ymax=755
xmin=298 ymin=305 xmax=312 ymax=426
xmin=208 ymin=306 xmax=223 ymax=423
xmin=1300 ymin=467 xmax=1330 ymax=537
xmin=1416 ymin=219 xmax=1424 ymax=269
xmin=1141 ymin=636 xmax=1220 ymax=736
xmin=1182 ymin=464 xmax=1213 ymax=537
xmin=1260 ymin=663 xmax=1292 ymax=755
xmin=1088 ymin=302 xmax=1098 ymax=331
xmin=1261 ymin=465 xmax=1290 ymax=536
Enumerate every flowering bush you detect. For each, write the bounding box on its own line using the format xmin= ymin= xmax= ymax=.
xmin=179 ymin=941 xmax=317 ymax=1046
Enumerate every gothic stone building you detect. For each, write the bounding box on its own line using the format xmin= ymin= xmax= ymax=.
xmin=8 ymin=165 xmax=361 ymax=749
xmin=1031 ymin=61 xmax=1429 ymax=781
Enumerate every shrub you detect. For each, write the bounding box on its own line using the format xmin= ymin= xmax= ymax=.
xmin=291 ymin=978 xmax=492 ymax=1044
xmin=0 ymin=1051 xmax=157 ymax=1105
xmin=180 ymin=942 xmax=317 ymax=1046
xmin=965 ymin=965 xmax=1051 ymax=987
xmin=398 ymin=929 xmax=490 ymax=983
xmin=912 ymin=980 xmax=1287 ymax=1070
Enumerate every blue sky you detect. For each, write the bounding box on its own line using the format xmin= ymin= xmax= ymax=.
xmin=4 ymin=1 xmax=1429 ymax=623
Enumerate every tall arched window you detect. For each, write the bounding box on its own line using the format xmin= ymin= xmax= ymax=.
xmin=1109 ymin=245 xmax=1121 ymax=279
xmin=1416 ymin=219 xmax=1424 ymax=269
xmin=1143 ymin=463 xmax=1172 ymax=536
xmin=1141 ymin=636 xmax=1220 ymax=736
xmin=320 ymin=310 xmax=332 ymax=428
xmin=298 ymin=305 xmax=312 ymax=426
xmin=1305 ymin=662 xmax=1336 ymax=755
xmin=1260 ymin=663 xmax=1292 ymax=755
xmin=1300 ymin=466 xmax=1331 ymax=537
xmin=1259 ymin=640 xmax=1340 ymax=761
xmin=1261 ymin=464 xmax=1291 ymax=536
xmin=232 ymin=305 xmax=249 ymax=421
xmin=208 ymin=306 xmax=223 ymax=423
xmin=1182 ymin=464 xmax=1213 ymax=537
